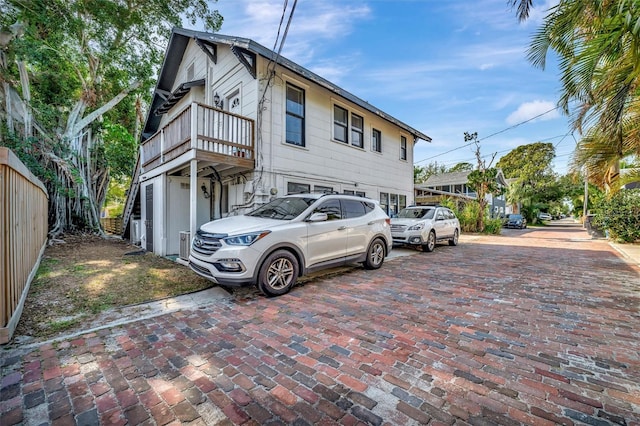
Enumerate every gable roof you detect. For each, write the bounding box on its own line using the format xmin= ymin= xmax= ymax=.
xmin=142 ymin=28 xmax=432 ymax=143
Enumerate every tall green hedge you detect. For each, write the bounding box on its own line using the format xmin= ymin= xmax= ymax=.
xmin=592 ymin=189 xmax=640 ymax=243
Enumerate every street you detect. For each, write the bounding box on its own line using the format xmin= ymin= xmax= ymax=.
xmin=2 ymin=222 xmax=639 ymax=425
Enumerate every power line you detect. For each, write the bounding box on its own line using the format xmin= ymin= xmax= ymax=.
xmin=420 ymin=132 xmax=575 ymax=171
xmin=419 ymin=133 xmax=568 ymax=168
xmin=478 ymin=106 xmax=561 ymax=141
xmin=415 ymin=105 xmax=561 ymax=165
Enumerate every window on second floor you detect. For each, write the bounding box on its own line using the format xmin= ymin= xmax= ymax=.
xmin=286 ymin=83 xmax=305 ymax=147
xmin=400 ymin=135 xmax=407 ymax=160
xmin=372 ymin=128 xmax=382 ymax=153
xmin=333 ymin=105 xmax=348 ymax=143
xmin=351 ymin=113 xmax=363 ymax=148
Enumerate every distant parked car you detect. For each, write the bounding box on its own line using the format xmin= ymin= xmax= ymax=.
xmin=390 ymin=205 xmax=460 ymax=252
xmin=538 ymin=212 xmax=552 ymax=221
xmin=504 ymin=214 xmax=527 ymax=229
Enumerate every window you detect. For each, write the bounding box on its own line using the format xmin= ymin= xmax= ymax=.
xmin=287 ymin=182 xmax=310 ymax=194
xmin=390 ymin=193 xmax=398 ymax=215
xmin=314 ymin=185 xmax=333 ymax=194
xmin=315 ymin=200 xmax=342 ymax=220
xmin=343 ymin=190 xmax=354 ymax=195
xmin=286 ymin=84 xmax=305 ymax=146
xmin=351 ymin=113 xmax=363 ymax=148
xmin=372 ymin=129 xmax=382 ymax=153
xmin=333 ymin=105 xmax=348 ymax=143
xmin=399 ymin=195 xmax=406 ymax=211
xmin=187 ymin=63 xmax=194 ymax=81
xmin=380 ymin=192 xmax=389 ymax=215
xmin=400 ymin=135 xmax=407 ymax=160
xmin=342 ymin=200 xmax=367 ymax=218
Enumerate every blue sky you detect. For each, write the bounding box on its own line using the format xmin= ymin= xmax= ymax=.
xmin=201 ymin=0 xmax=572 ymax=174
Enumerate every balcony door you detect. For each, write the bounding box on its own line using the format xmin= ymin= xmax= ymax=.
xmin=225 ymin=90 xmax=243 ymax=155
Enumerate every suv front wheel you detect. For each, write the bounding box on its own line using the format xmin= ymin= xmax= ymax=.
xmin=422 ymin=231 xmax=436 ymax=252
xmin=363 ymin=238 xmax=386 ymax=270
xmin=257 ymin=250 xmax=299 ymax=297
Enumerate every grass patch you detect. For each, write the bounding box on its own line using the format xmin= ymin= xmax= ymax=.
xmin=47 ymin=318 xmax=83 ymax=333
xmin=15 ymin=235 xmax=214 ymax=341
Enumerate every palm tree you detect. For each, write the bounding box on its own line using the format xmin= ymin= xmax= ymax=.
xmin=509 ymin=0 xmax=534 ymax=22
xmin=527 ymin=0 xmax=640 ymax=192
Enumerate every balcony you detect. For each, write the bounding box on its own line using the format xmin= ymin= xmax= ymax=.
xmin=140 ymin=102 xmax=255 ymax=174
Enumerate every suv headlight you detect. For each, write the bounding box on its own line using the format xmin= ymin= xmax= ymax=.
xmin=408 ymin=223 xmax=425 ymax=231
xmin=223 ymin=231 xmax=271 ymax=246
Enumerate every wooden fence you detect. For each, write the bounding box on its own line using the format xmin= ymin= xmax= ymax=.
xmin=100 ymin=217 xmax=123 ymax=235
xmin=0 ymin=147 xmax=48 ymax=344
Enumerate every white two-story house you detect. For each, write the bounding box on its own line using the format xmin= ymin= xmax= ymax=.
xmin=122 ymin=28 xmax=431 ymax=258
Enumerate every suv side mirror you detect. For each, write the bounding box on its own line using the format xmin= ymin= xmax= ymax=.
xmin=307 ymin=212 xmax=328 ymax=222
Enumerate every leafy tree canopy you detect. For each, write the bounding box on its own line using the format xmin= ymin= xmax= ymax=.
xmin=448 ymin=162 xmax=473 ymax=173
xmin=414 ymin=161 xmax=448 ymax=183
xmin=497 ymin=142 xmax=558 ymax=207
xmin=0 ymin=0 xmax=222 ymax=235
xmin=497 ymin=142 xmax=555 ymax=179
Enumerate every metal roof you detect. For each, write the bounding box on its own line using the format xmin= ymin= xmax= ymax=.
xmin=422 ymin=171 xmax=472 ymax=187
xmin=419 ymin=169 xmax=508 ymax=188
xmin=142 ymin=28 xmax=432 ymax=143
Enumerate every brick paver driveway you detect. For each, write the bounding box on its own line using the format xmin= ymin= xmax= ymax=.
xmin=2 ymin=222 xmax=639 ymax=425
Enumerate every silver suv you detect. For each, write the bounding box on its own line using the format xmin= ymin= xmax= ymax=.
xmin=189 ymin=193 xmax=392 ymax=296
xmin=391 ymin=205 xmax=460 ymax=252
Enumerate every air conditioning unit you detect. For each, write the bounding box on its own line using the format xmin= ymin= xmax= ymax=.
xmin=130 ymin=220 xmax=142 ymax=244
xmin=179 ymin=231 xmax=191 ymax=261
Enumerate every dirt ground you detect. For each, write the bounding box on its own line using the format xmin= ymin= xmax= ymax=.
xmin=13 ymin=234 xmax=214 ymax=343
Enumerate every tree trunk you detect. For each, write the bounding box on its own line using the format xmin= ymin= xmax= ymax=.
xmin=16 ymin=60 xmax=31 ymax=138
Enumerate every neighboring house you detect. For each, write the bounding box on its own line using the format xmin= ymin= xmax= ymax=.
xmin=122 ymin=28 xmax=431 ymax=258
xmin=414 ymin=170 xmax=508 ymax=217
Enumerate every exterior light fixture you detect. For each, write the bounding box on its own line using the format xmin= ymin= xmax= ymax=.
xmin=213 ymin=92 xmax=223 ymax=108
xmin=201 ymin=184 xmax=211 ymax=199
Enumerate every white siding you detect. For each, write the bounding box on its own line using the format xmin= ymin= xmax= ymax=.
xmin=255 ymin=59 xmax=414 ymax=203
xmin=165 ymin=177 xmax=212 ymax=255
xmin=209 ymin=46 xmax=259 ymax=120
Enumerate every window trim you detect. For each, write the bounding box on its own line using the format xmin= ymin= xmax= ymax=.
xmin=372 ymin=128 xmax=382 ymax=153
xmin=286 ymin=83 xmax=305 ymax=147
xmin=351 ymin=113 xmax=364 ymax=148
xmin=400 ymin=135 xmax=407 ymax=160
xmin=333 ymin=104 xmax=349 ymax=144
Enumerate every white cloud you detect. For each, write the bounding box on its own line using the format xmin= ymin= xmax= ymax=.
xmin=506 ymin=100 xmax=559 ymax=125
xmin=214 ymin=0 xmax=371 ymax=63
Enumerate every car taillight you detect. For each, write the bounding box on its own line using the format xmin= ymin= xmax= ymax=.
xmin=385 ymin=218 xmax=391 ymax=225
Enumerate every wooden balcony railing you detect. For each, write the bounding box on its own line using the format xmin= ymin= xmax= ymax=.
xmin=141 ymin=103 xmax=255 ymax=171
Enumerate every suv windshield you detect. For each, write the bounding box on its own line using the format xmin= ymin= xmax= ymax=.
xmin=397 ymin=207 xmax=435 ymax=219
xmin=247 ymin=197 xmax=316 ymax=220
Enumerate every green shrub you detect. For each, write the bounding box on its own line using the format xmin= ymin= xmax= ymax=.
xmin=449 ymin=201 xmax=501 ymax=234
xmin=457 ymin=202 xmax=480 ymax=233
xmin=483 ymin=217 xmax=503 ymax=235
xmin=592 ymin=189 xmax=640 ymax=243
